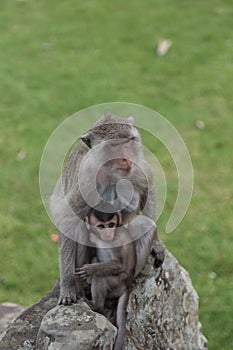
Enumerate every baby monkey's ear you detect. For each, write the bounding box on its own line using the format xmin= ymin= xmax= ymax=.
xmin=117 ymin=211 xmax=122 ymax=226
xmin=84 ymin=216 xmax=90 ymax=230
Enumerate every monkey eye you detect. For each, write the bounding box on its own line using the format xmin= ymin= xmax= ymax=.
xmin=108 ymin=223 xmax=116 ymax=228
xmin=130 ymin=136 xmax=136 ymax=141
xmin=97 ymin=224 xmax=105 ymax=229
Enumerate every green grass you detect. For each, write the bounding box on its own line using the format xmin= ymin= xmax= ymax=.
xmin=0 ymin=1 xmax=232 ymax=349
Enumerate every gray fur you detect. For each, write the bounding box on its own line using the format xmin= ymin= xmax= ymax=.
xmin=76 ymin=222 xmax=136 ymax=350
xmin=50 ymin=113 xmax=164 ymax=305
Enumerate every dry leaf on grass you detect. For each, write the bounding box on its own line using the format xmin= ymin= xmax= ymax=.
xmin=16 ymin=149 xmax=27 ymax=161
xmin=156 ymin=39 xmax=172 ymax=56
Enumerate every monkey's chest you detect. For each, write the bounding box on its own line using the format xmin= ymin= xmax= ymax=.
xmin=96 ymin=248 xmax=120 ymax=262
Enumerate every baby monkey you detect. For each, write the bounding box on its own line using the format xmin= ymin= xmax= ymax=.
xmin=76 ymin=207 xmax=136 ymax=350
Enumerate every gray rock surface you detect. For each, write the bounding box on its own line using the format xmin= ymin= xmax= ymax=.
xmin=0 ymin=303 xmax=27 ymax=336
xmin=36 ymin=302 xmax=117 ymax=350
xmin=124 ymin=250 xmax=208 ymax=350
xmin=0 ymin=250 xmax=208 ymax=350
xmin=0 ymin=281 xmax=59 ymax=350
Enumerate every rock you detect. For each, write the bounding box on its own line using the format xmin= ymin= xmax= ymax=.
xmin=0 ymin=303 xmax=27 ymax=335
xmin=0 ymin=250 xmax=208 ymax=350
xmin=36 ymin=302 xmax=117 ymax=350
xmin=0 ymin=281 xmax=59 ymax=350
xmin=124 ymin=250 xmax=208 ymax=349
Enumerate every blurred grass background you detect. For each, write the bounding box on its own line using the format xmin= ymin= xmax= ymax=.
xmin=0 ymin=0 xmax=232 ymax=349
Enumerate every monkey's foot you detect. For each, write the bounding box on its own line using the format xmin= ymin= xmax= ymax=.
xmin=58 ymin=294 xmax=79 ymax=306
xmin=151 ymin=242 xmax=165 ymax=268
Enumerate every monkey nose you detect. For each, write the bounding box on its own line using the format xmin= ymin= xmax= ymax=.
xmin=116 ymin=158 xmax=132 ymax=168
xmin=101 ymin=229 xmax=115 ymax=242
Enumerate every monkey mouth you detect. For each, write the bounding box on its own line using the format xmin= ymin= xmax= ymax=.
xmin=105 ymin=237 xmax=114 ymax=242
xmin=117 ymin=166 xmax=131 ymax=174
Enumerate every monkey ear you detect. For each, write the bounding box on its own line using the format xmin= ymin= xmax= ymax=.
xmin=117 ymin=211 xmax=122 ymax=226
xmin=80 ymin=133 xmax=92 ymax=148
xmin=84 ymin=216 xmax=90 ymax=230
xmin=128 ymin=116 xmax=134 ymax=125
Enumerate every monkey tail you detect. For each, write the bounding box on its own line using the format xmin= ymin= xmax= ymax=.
xmin=114 ymin=290 xmax=129 ymax=350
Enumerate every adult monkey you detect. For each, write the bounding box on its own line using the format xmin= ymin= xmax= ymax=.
xmin=50 ymin=113 xmax=165 ymax=305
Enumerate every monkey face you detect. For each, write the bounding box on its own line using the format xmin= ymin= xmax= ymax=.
xmin=104 ymin=137 xmax=139 ymax=175
xmin=80 ymin=115 xmax=142 ymax=177
xmin=86 ymin=213 xmax=118 ymax=242
xmin=95 ymin=226 xmax=115 ymax=242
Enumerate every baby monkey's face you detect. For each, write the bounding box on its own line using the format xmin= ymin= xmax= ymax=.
xmin=86 ymin=213 xmax=118 ymax=242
